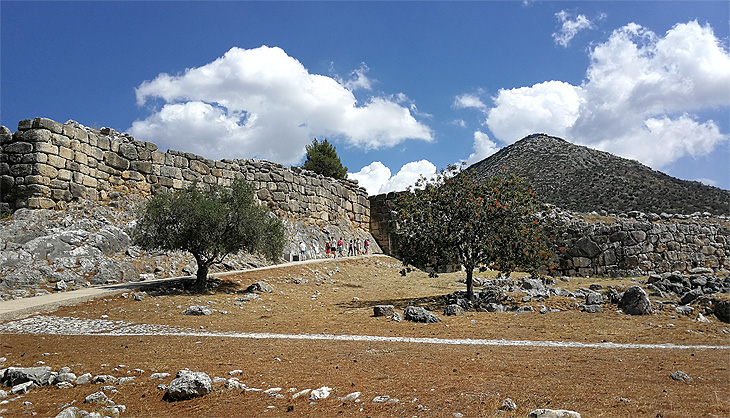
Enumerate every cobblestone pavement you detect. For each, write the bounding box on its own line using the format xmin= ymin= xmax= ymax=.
xmin=1 ymin=315 xmax=728 ymax=351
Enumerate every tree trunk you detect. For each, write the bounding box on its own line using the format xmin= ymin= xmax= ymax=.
xmin=195 ymin=260 xmax=210 ymax=291
xmin=465 ymin=265 xmax=474 ymax=301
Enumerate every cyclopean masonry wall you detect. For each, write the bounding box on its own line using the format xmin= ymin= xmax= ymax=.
xmin=369 ymin=192 xmax=730 ymax=277
xmin=0 ymin=117 xmax=370 ymax=235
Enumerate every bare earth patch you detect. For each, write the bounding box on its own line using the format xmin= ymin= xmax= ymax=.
xmin=1 ymin=255 xmax=728 ymax=417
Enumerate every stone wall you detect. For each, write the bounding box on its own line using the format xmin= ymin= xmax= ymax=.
xmin=558 ymin=213 xmax=729 ymax=277
xmin=369 ymin=192 xmax=730 ymax=277
xmin=0 ymin=117 xmax=370 ymax=231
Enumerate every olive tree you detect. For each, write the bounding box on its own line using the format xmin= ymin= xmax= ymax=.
xmin=393 ymin=165 xmax=555 ymax=300
xmin=133 ymin=179 xmax=285 ymax=290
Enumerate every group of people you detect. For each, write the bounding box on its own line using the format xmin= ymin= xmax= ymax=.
xmin=325 ymin=237 xmax=369 ymax=258
xmin=296 ymin=237 xmax=371 ymax=261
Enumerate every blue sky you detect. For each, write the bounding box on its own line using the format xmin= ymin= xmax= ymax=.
xmin=2 ymin=1 xmax=729 ymax=194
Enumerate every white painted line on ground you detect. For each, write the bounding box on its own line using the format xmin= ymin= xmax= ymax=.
xmin=97 ymin=331 xmax=729 ymax=350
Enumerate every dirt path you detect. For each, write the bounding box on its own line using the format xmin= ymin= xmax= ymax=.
xmin=0 ymin=254 xmax=377 ymax=321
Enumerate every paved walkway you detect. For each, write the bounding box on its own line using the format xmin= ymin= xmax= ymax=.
xmin=0 ymin=255 xmax=382 ymax=321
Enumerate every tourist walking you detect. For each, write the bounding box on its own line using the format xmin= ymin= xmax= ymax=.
xmin=347 ymin=240 xmax=354 ymax=256
xmin=325 ymin=241 xmax=331 ymax=258
xmin=299 ymin=241 xmax=306 ymax=261
xmin=337 ymin=238 xmax=343 ymax=257
xmin=364 ymin=238 xmax=369 ymax=254
xmin=356 ymin=238 xmax=362 ymax=255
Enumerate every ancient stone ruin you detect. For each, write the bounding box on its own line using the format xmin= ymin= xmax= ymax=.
xmin=0 ymin=117 xmax=369 ymax=231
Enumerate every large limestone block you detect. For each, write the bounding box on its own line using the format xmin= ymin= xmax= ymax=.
xmin=103 ymin=152 xmax=130 ymax=171
xmin=163 ymin=370 xmax=212 ymax=401
xmin=619 ymin=285 xmax=652 ymax=315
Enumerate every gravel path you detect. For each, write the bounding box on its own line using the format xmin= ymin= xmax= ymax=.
xmin=2 ymin=315 xmax=728 ymax=351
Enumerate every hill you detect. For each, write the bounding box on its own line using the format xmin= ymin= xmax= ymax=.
xmin=467 ymin=134 xmax=730 ymax=215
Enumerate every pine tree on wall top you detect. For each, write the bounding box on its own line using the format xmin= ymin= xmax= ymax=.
xmin=302 ymin=138 xmax=348 ymax=180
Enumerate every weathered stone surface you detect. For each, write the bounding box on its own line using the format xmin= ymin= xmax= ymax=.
xmin=619 ymin=286 xmax=652 ymax=315
xmin=373 ymin=305 xmax=395 ymax=317
xmin=54 ymin=406 xmax=79 ymax=418
xmin=182 ymin=305 xmax=213 ymax=316
xmin=103 ymin=152 xmax=129 ymax=171
xmin=3 ymin=366 xmax=55 ymax=386
xmin=528 ymin=409 xmax=582 ymax=418
xmin=404 ymin=306 xmax=441 ymax=323
xmin=714 ymin=300 xmax=730 ymax=323
xmin=500 ymin=398 xmax=517 ymax=411
xmin=246 ymin=281 xmax=274 ymax=293
xmin=670 ymin=371 xmax=692 ymax=382
xmin=582 ymin=304 xmax=603 ymax=313
xmin=164 ymin=370 xmax=212 ymax=401
xmin=309 ymin=386 xmax=331 ymax=400
xmin=84 ymin=391 xmax=113 ymax=405
xmin=443 ymin=304 xmax=465 ymax=316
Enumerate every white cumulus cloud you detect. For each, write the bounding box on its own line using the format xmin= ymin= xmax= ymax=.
xmin=486 ymin=20 xmax=730 ymax=169
xmin=130 ymin=46 xmax=432 ymax=164
xmin=465 ymin=131 xmax=500 ymax=166
xmin=453 ymin=94 xmax=487 ymax=112
xmin=553 ymin=10 xmax=595 ymax=47
xmin=486 ymin=80 xmax=583 ymax=142
xmin=349 ymin=160 xmax=437 ymax=195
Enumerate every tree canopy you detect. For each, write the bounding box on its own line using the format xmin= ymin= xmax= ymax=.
xmin=132 ymin=179 xmax=285 ymax=290
xmin=393 ymin=165 xmax=556 ymax=300
xmin=302 ymin=138 xmax=348 ymax=180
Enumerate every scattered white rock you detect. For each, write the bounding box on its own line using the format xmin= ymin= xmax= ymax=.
xmin=501 ymin=398 xmax=517 ymax=411
xmin=670 ymin=371 xmax=692 ymax=382
xmin=339 ymin=391 xmax=361 ymax=401
xmin=292 ymin=389 xmax=311 ymax=399
xmin=528 ymin=409 xmax=582 ymax=418
xmin=309 ymin=386 xmax=331 ymax=400
xmin=84 ymin=391 xmax=113 ymax=406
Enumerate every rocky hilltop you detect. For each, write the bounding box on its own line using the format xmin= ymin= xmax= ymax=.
xmin=468 ymin=134 xmax=730 ymax=215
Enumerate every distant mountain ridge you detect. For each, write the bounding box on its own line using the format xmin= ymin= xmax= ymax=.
xmin=467 ymin=134 xmax=730 ymax=215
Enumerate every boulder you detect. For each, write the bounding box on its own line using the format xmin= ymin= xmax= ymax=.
xmin=670 ymin=371 xmax=692 ymax=382
xmin=164 ymin=370 xmax=212 ymax=401
xmin=84 ymin=391 xmax=113 ymax=405
xmin=521 ymin=277 xmax=546 ymax=293
xmin=10 ymin=381 xmax=34 ymax=394
xmin=403 ymin=306 xmax=441 ymax=323
xmin=3 ymin=366 xmax=55 ymax=386
xmin=182 ymin=305 xmax=213 ymax=316
xmin=91 ymin=374 xmax=117 ymax=384
xmin=500 ymin=398 xmax=517 ymax=411
xmin=246 ymin=281 xmax=274 ymax=293
xmin=585 ymin=292 xmax=602 ymax=305
xmin=373 ymin=305 xmax=395 ymax=317
xmin=443 ymin=304 xmax=465 ymax=316
xmin=582 ymin=304 xmax=603 ymax=313
xmin=619 ymin=286 xmax=652 ymax=315
xmin=54 ymin=406 xmax=79 ymax=418
xmin=75 ymin=373 xmax=92 ymax=385
xmin=528 ymin=409 xmax=582 ymax=418
xmin=680 ymin=289 xmax=703 ymax=305
xmin=713 ymin=300 xmax=730 ymax=323
xmin=309 ymin=386 xmax=331 ymax=400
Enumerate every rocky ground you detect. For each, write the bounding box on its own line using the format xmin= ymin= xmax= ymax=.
xmin=0 ymin=193 xmax=377 ymax=302
xmin=0 ymin=257 xmax=728 ymax=417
